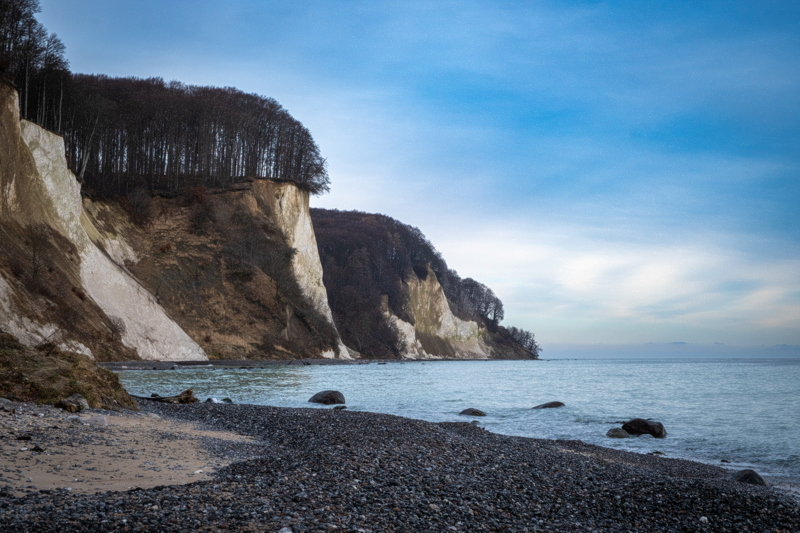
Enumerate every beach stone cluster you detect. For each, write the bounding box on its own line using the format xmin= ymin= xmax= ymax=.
xmin=1 ymin=401 xmax=798 ymax=532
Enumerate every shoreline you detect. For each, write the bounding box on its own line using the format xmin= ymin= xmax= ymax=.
xmin=108 ymin=359 xmax=800 ymax=492
xmin=1 ymin=400 xmax=798 ymax=532
xmin=99 ymin=357 xmax=539 ymax=371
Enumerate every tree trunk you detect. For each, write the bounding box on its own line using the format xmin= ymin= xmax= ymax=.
xmin=57 ymin=81 xmax=62 ymax=132
xmin=78 ymin=117 xmax=99 ymax=183
xmin=23 ymin=59 xmax=28 ymax=118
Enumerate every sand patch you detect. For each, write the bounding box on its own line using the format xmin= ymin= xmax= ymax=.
xmin=0 ymin=402 xmax=253 ymax=495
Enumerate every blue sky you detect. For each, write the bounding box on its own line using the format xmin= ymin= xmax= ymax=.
xmin=39 ymin=0 xmax=800 ymax=353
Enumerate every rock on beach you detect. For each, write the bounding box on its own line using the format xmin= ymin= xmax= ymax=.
xmin=308 ymin=390 xmax=345 ymax=405
xmin=54 ymin=394 xmax=90 ymax=413
xmin=732 ymin=469 xmax=768 ymax=486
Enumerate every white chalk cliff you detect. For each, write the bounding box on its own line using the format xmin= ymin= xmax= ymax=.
xmin=0 ymin=83 xmax=206 ymax=361
xmin=249 ymin=180 xmax=351 ymax=359
xmin=386 ymin=265 xmax=491 ymax=359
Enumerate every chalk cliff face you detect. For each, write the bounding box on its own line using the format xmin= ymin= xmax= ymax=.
xmin=77 ymin=177 xmax=349 ymax=361
xmin=385 ymin=265 xmax=491 ymax=359
xmin=0 ymin=82 xmax=206 ymax=361
xmin=249 ymin=181 xmax=350 ymax=359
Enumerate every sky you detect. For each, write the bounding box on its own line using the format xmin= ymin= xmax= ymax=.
xmin=38 ymin=0 xmax=800 ymax=355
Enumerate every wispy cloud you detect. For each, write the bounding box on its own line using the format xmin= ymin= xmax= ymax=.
xmin=434 ymin=215 xmax=800 ymax=346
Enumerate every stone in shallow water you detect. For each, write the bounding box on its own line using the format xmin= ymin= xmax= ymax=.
xmin=732 ymin=469 xmax=767 ymax=486
xmin=308 ymin=390 xmax=345 ymax=405
xmin=459 ymin=408 xmax=486 ymax=416
xmin=606 ymin=428 xmax=630 ymax=438
xmin=532 ymin=401 xmax=565 ymax=409
xmin=621 ymin=418 xmax=667 ymax=438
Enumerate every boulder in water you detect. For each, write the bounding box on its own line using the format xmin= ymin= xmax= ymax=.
xmin=309 ymin=390 xmax=345 ymax=405
xmin=532 ymin=401 xmax=565 ymax=409
xmin=621 ymin=418 xmax=666 ymax=438
xmin=606 ymin=428 xmax=630 ymax=438
xmin=732 ymin=469 xmax=767 ymax=486
xmin=459 ymin=408 xmax=486 ymax=416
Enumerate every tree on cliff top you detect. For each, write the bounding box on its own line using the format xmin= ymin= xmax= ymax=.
xmin=506 ymin=326 xmax=541 ymax=358
xmin=0 ymin=0 xmax=70 ymax=131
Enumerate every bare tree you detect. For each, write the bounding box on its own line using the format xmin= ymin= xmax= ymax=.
xmin=56 ymin=75 xmax=331 ymax=197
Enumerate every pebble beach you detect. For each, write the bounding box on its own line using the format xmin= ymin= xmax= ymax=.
xmin=1 ymin=399 xmax=799 ymax=532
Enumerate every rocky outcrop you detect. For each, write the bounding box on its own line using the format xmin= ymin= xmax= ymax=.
xmin=0 ymin=82 xmax=205 ymax=361
xmin=459 ymin=408 xmax=486 ymax=416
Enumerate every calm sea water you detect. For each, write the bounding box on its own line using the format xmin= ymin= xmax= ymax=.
xmin=117 ymin=358 xmax=800 ymax=485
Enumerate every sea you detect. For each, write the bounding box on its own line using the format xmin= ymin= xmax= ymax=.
xmin=117 ymin=357 xmax=800 ymax=490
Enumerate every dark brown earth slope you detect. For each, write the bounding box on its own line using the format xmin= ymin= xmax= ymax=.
xmin=0 ymin=331 xmax=135 ymax=410
xmin=100 ymin=182 xmax=342 ymax=360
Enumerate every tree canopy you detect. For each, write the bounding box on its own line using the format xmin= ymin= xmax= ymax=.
xmin=1 ymin=1 xmax=330 ymax=197
xmin=1 ymin=0 xmax=69 ymax=131
xmin=60 ymin=75 xmax=330 ymax=196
